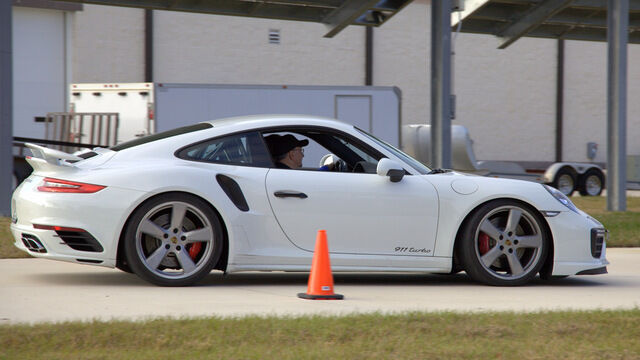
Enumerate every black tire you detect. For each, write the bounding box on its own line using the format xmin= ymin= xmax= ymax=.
xmin=551 ymin=167 xmax=576 ymax=196
xmin=123 ymin=193 xmax=223 ymax=286
xmin=578 ymin=169 xmax=605 ymax=196
xmin=540 ymin=274 xmax=568 ymax=281
xmin=115 ymin=258 xmax=134 ymax=273
xmin=459 ymin=199 xmax=549 ymax=286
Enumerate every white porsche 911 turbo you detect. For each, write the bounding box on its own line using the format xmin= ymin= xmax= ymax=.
xmin=10 ymin=115 xmax=608 ymax=286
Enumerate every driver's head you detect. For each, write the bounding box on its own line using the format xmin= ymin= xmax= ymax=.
xmin=265 ymin=134 xmax=309 ymax=169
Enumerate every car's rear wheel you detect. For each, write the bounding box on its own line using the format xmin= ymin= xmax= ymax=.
xmin=459 ymin=199 xmax=548 ymax=286
xmin=123 ymin=193 xmax=223 ymax=286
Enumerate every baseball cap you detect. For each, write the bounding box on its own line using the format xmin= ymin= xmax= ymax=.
xmin=265 ymin=134 xmax=309 ymax=157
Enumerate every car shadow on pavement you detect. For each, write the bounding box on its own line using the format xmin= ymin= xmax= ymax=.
xmin=198 ymin=271 xmax=609 ymax=288
xmin=28 ymin=270 xmax=609 ymax=288
xmin=29 ymin=271 xmax=148 ymax=287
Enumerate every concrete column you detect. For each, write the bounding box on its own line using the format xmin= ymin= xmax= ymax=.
xmin=607 ymin=0 xmax=628 ymax=211
xmin=430 ymin=0 xmax=452 ymax=169
xmin=0 ymin=2 xmax=13 ymax=216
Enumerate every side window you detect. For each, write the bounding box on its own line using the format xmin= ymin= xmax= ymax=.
xmin=262 ymin=128 xmax=382 ymax=173
xmin=177 ymin=132 xmax=272 ymax=167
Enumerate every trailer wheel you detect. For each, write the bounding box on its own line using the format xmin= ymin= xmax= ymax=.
xmin=578 ymin=169 xmax=604 ymax=196
xmin=551 ymin=167 xmax=576 ymax=196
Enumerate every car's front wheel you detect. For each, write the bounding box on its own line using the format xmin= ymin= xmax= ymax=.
xmin=123 ymin=193 xmax=223 ymax=286
xmin=459 ymin=199 xmax=549 ymax=286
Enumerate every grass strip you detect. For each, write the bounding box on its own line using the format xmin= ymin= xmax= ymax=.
xmin=1 ymin=310 xmax=639 ymax=360
xmin=0 ymin=217 xmax=28 ymax=259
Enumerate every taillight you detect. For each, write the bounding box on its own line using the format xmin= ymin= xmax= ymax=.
xmin=33 ymin=224 xmax=86 ymax=232
xmin=37 ymin=178 xmax=106 ymax=193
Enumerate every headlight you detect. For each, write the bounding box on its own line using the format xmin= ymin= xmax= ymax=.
xmin=543 ymin=184 xmax=578 ymax=213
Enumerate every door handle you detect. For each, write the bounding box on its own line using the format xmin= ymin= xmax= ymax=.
xmin=274 ymin=191 xmax=308 ymax=199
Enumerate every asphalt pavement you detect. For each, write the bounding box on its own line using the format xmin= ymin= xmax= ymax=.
xmin=1 ymin=248 xmax=639 ymax=324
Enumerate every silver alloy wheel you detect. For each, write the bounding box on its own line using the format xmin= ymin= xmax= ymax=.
xmin=135 ymin=201 xmax=215 ymax=280
xmin=556 ymin=174 xmax=575 ymax=196
xmin=474 ymin=205 xmax=544 ymax=281
xmin=585 ymin=175 xmax=603 ymax=196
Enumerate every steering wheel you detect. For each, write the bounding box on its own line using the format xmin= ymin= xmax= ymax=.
xmin=319 ymin=154 xmax=347 ymax=172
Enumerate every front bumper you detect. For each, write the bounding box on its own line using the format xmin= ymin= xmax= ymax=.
xmin=546 ymin=210 xmax=609 ymax=276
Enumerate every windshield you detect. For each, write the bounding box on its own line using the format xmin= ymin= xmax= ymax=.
xmin=355 ymin=127 xmax=431 ymax=175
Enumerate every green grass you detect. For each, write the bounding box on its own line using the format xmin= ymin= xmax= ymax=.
xmin=0 ymin=196 xmax=638 ymax=260
xmin=1 ymin=310 xmax=639 ymax=359
xmin=572 ymin=196 xmax=640 ymax=247
xmin=0 ymin=217 xmax=29 ymax=259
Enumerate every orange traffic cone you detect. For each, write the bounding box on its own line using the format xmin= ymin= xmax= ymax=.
xmin=298 ymin=230 xmax=344 ymax=300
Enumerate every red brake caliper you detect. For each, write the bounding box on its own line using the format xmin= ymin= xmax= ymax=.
xmin=478 ymin=232 xmax=490 ymax=255
xmin=188 ymin=243 xmax=202 ymax=260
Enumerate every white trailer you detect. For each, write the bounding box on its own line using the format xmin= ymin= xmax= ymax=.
xmin=68 ymin=82 xmax=401 ymax=147
xmin=402 ymin=124 xmax=606 ymax=196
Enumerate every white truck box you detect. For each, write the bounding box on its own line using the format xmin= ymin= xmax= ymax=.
xmin=69 ymin=83 xmax=402 ymax=147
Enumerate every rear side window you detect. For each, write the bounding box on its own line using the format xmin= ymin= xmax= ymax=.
xmin=111 ymin=123 xmax=213 ymax=151
xmin=177 ymin=131 xmax=272 ymax=167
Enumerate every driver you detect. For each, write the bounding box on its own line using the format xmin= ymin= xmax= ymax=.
xmin=264 ymin=134 xmax=308 ymax=169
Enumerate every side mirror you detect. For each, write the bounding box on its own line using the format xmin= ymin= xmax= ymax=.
xmin=376 ymin=158 xmax=405 ymax=182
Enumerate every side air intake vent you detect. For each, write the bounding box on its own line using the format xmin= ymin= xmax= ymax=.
xmin=57 ymin=230 xmax=104 ymax=252
xmin=590 ymin=228 xmax=606 ymax=258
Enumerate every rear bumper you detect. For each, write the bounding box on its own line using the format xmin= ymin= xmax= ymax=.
xmin=10 ymin=175 xmax=147 ymax=267
xmin=11 ymin=224 xmax=116 ymax=267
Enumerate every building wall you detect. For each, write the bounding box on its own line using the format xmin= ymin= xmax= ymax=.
xmin=373 ymin=0 xmax=430 ymax=127
xmin=453 ymin=34 xmax=557 ymax=162
xmin=72 ymin=4 xmax=144 ymax=82
xmin=374 ymin=1 xmax=558 ymax=162
xmin=68 ymin=1 xmax=640 ymax=164
xmin=12 ymin=6 xmax=66 ymax=138
xmin=153 ymin=10 xmax=365 ymax=85
xmin=564 ymin=41 xmax=640 ymax=164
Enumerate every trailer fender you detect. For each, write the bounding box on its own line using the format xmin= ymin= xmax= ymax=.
xmin=544 ymin=162 xmax=605 ymax=196
xmin=543 ymin=162 xmax=602 ymax=183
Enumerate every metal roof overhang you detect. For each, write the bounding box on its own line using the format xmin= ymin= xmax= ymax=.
xmin=452 ymin=0 xmax=640 ymax=48
xmin=55 ymin=0 xmax=413 ymax=37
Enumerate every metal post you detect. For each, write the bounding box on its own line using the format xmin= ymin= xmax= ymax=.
xmin=555 ymin=39 xmax=564 ymax=163
xmin=145 ymin=9 xmax=153 ymax=83
xmin=365 ymin=26 xmax=373 ymax=86
xmin=430 ymin=0 xmax=452 ymax=169
xmin=0 ymin=2 xmax=13 ymax=216
xmin=607 ymin=0 xmax=628 ymax=211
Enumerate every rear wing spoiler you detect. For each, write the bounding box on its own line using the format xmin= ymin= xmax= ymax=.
xmin=25 ymin=143 xmax=83 ymax=174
